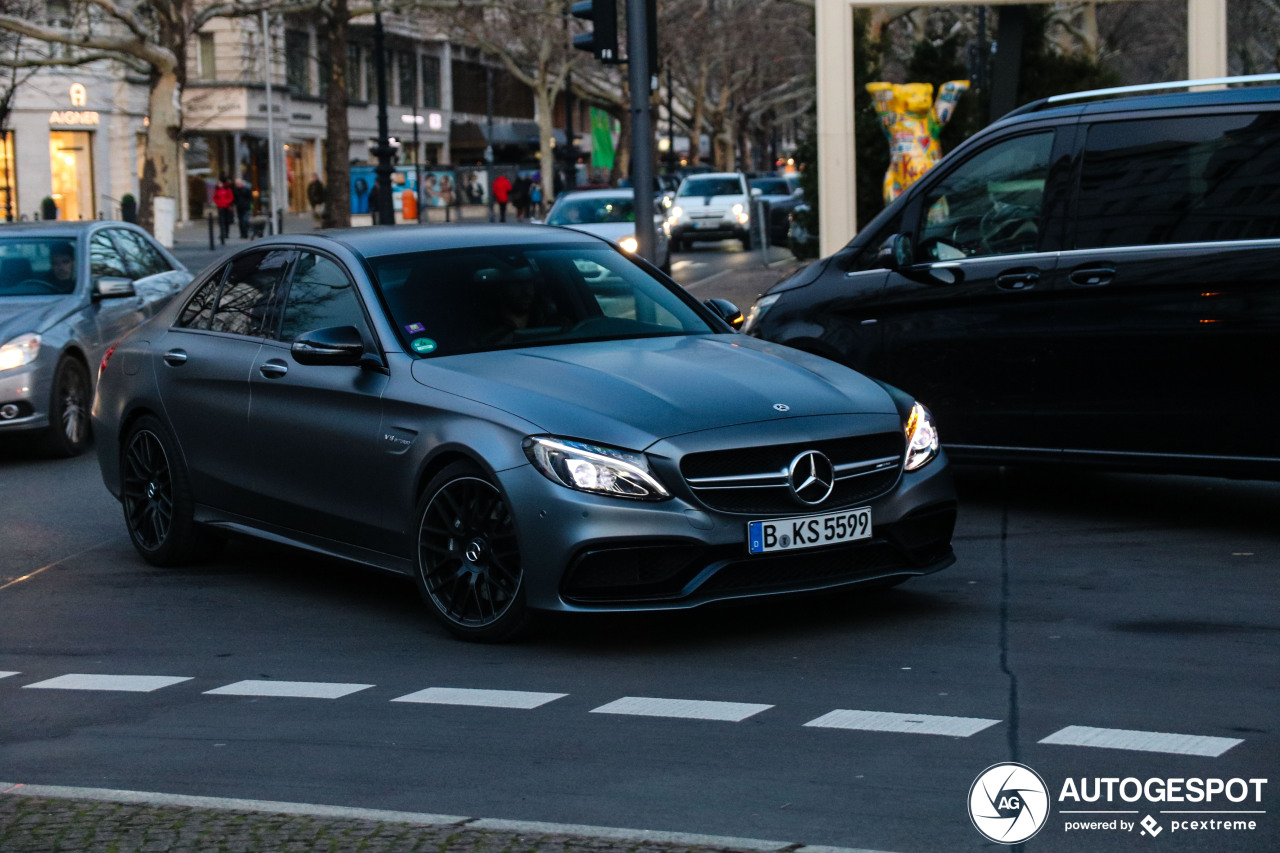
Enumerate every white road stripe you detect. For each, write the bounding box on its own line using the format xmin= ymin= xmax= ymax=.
xmin=22 ymin=674 xmax=192 ymax=693
xmin=204 ymin=680 xmax=373 ymax=699
xmin=590 ymin=697 xmax=772 ymax=722
xmin=391 ymin=687 xmax=565 ymax=709
xmin=1039 ymin=725 xmax=1242 ymax=757
xmin=804 ymin=709 xmax=1001 ymax=738
xmin=0 ymin=672 xmax=18 ymax=680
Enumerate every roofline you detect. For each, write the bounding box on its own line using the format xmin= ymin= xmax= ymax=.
xmin=1005 ymin=73 xmax=1280 ymax=119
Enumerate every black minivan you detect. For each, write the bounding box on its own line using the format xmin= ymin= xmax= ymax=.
xmin=745 ymin=80 xmax=1280 ymax=478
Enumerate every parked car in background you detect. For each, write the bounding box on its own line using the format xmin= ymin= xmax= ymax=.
xmin=668 ymin=172 xmax=756 ymax=251
xmin=750 ymin=175 xmax=803 ymax=246
xmin=94 ymin=226 xmax=956 ymax=642
xmin=0 ymin=222 xmax=190 ymax=456
xmin=544 ymin=189 xmax=672 ymax=273
xmin=746 ymin=80 xmax=1280 ymax=478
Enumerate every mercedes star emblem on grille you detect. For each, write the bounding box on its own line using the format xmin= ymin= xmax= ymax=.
xmin=787 ymin=450 xmax=835 ymax=505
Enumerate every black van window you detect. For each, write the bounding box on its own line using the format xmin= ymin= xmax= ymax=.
xmin=915 ymin=131 xmax=1054 ymax=262
xmin=1075 ymin=112 xmax=1280 ymax=249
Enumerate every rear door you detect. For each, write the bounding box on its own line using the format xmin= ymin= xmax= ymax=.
xmin=875 ymin=127 xmax=1071 ymax=449
xmin=1042 ymin=108 xmax=1280 ymax=458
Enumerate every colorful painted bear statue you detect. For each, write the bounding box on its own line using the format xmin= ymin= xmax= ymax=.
xmin=866 ymin=80 xmax=970 ymax=205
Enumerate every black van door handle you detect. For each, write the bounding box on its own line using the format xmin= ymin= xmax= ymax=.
xmin=996 ymin=270 xmax=1040 ymax=291
xmin=1069 ymin=266 xmax=1116 ymax=287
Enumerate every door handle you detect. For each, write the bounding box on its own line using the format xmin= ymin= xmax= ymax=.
xmin=259 ymin=359 xmax=289 ymax=378
xmin=162 ymin=349 xmax=187 ymax=366
xmin=1069 ymin=266 xmax=1116 ymax=287
xmin=996 ymin=270 xmax=1040 ymax=291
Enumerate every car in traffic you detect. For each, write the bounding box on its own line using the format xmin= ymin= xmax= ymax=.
xmin=749 ymin=175 xmax=803 ymax=246
xmin=668 ymin=172 xmax=756 ymax=251
xmin=0 ymin=221 xmax=191 ymax=456
xmin=543 ymin=188 xmax=672 ymax=273
xmin=745 ymin=79 xmax=1280 ymax=478
xmin=93 ymin=225 xmax=957 ymax=641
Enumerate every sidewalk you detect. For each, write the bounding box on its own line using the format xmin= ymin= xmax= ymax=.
xmin=0 ymin=783 xmax=875 ymax=853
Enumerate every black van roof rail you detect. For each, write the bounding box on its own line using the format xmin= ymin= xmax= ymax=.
xmin=1004 ymin=73 xmax=1280 ymax=118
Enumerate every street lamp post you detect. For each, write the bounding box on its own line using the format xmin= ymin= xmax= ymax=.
xmin=372 ymin=8 xmax=396 ymax=225
xmin=485 ymin=65 xmax=495 ymax=222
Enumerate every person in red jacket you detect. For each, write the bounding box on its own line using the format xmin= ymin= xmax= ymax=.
xmin=492 ymin=172 xmax=512 ymax=222
xmin=213 ymin=175 xmax=235 ymax=243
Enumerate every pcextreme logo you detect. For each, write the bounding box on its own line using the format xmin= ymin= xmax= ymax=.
xmin=969 ymin=762 xmax=1050 ymax=844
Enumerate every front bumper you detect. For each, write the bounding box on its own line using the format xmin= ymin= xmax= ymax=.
xmin=0 ymin=361 xmax=51 ymax=434
xmin=501 ymin=442 xmax=956 ymax=613
xmin=671 ymin=221 xmax=746 ymax=242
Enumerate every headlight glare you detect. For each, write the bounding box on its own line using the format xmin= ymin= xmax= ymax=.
xmin=0 ymin=333 xmax=40 ymax=371
xmin=670 ymin=205 xmax=684 ymax=220
xmin=619 ymin=236 xmax=639 ymax=253
xmin=904 ymin=402 xmax=940 ymax=471
xmin=524 ymin=436 xmax=670 ymax=500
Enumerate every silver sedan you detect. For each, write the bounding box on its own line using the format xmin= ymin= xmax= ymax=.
xmin=0 ymin=222 xmax=190 ymax=455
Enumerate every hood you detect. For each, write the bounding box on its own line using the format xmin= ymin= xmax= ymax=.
xmin=410 ymin=334 xmax=896 ymax=451
xmin=0 ymin=294 xmax=80 ymax=342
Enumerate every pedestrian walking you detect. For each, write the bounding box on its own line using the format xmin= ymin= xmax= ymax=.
xmin=233 ymin=178 xmax=254 ymax=239
xmin=307 ymin=173 xmax=325 ymax=226
xmin=213 ymin=175 xmax=234 ymax=243
xmin=512 ymin=174 xmax=532 ymax=222
xmin=530 ymin=180 xmax=543 ymax=219
xmin=492 ymin=172 xmax=512 ymax=222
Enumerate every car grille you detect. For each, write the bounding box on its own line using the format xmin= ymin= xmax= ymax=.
xmin=679 ymin=433 xmax=904 ymax=515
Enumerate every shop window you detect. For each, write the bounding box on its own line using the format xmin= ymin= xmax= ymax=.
xmin=0 ymin=131 xmax=16 ymax=221
xmin=49 ymin=130 xmax=95 ymax=221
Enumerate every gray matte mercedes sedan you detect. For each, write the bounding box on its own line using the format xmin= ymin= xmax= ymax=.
xmin=93 ymin=226 xmax=956 ymax=641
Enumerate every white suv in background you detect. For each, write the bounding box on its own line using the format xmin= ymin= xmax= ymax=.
xmin=668 ymin=172 xmax=755 ymax=251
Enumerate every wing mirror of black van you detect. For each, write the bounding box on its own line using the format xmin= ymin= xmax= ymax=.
xmin=876 ymin=234 xmax=913 ymax=270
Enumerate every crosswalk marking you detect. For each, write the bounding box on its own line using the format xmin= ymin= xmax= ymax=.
xmin=391 ymin=687 xmax=566 ymax=709
xmin=204 ymin=680 xmax=374 ymax=699
xmin=590 ymin=697 xmax=772 ymax=722
xmin=22 ymin=674 xmax=193 ymax=693
xmin=1038 ymin=725 xmax=1243 ymax=757
xmin=804 ymin=709 xmax=1001 ymax=738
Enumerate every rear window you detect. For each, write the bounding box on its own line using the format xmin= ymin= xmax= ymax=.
xmin=1075 ymin=112 xmax=1280 ymax=248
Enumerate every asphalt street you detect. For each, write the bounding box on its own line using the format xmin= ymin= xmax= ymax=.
xmin=2 ymin=441 xmax=1276 ymax=852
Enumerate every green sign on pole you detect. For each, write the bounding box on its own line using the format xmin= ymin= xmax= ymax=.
xmin=590 ymin=107 xmax=616 ymax=171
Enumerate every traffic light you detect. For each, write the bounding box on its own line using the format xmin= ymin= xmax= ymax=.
xmin=571 ymin=0 xmax=618 ymax=63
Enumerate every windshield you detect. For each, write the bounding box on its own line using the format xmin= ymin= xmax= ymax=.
xmin=750 ymin=178 xmax=793 ymax=196
xmin=547 ymin=196 xmax=636 ymax=226
xmin=677 ymin=177 xmax=743 ymax=198
xmin=372 ymin=244 xmax=715 ymax=357
xmin=0 ymin=238 xmax=78 ymax=296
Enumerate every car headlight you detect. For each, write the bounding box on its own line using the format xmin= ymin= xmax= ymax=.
xmin=0 ymin=333 xmax=40 ymax=371
xmin=524 ymin=436 xmax=670 ymax=501
xmin=741 ymin=294 xmax=779 ymax=333
xmin=904 ymin=402 xmax=940 ymax=471
xmin=619 ymin=236 xmax=639 ymax=253
xmin=670 ymin=205 xmax=684 ymax=221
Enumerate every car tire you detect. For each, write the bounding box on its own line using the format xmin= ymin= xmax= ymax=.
xmin=41 ymin=356 xmax=92 ymax=458
xmin=413 ymin=460 xmax=528 ymax=642
xmin=120 ymin=414 xmax=215 ymax=566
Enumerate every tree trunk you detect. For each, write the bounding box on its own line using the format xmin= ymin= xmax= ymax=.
xmin=536 ymin=86 xmax=556 ymax=210
xmin=138 ymin=66 xmax=181 ymax=236
xmin=689 ymin=59 xmax=709 ymax=166
xmin=322 ymin=0 xmax=351 ymax=228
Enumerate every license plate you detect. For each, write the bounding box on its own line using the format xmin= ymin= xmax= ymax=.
xmin=694 ymin=219 xmax=722 ymax=229
xmin=748 ymin=507 xmax=872 ymax=554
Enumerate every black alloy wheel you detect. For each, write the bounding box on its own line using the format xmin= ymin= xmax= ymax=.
xmin=43 ymin=357 xmax=91 ymax=457
xmin=414 ymin=461 xmax=527 ymax=642
xmin=121 ymin=414 xmax=209 ymax=566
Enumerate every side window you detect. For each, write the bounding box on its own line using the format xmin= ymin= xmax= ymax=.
xmin=176 ymin=265 xmax=227 ymax=329
xmin=277 ymin=252 xmax=366 ymax=342
xmin=1075 ymin=113 xmax=1280 ymax=249
xmin=209 ymin=249 xmax=294 ymax=337
xmin=916 ymin=131 xmax=1054 ymax=261
xmin=112 ymin=229 xmax=172 ymax=278
xmin=89 ymin=232 xmax=129 ymax=279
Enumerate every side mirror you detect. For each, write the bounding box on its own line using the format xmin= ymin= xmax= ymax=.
xmin=704 ymin=298 xmax=744 ymax=330
xmin=750 ymin=187 xmax=763 ymax=197
xmin=876 ymin=233 xmax=914 ymax=270
xmin=94 ymin=276 xmax=136 ymax=299
xmin=291 ymin=325 xmax=365 ymax=366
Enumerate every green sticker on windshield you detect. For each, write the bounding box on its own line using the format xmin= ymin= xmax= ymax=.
xmin=411 ymin=337 xmax=437 ymax=354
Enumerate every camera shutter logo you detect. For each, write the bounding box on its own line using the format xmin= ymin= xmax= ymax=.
xmin=968 ymin=762 xmax=1050 ymax=844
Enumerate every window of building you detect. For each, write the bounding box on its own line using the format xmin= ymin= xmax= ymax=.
xmin=285 ymin=29 xmax=310 ymax=95
xmin=318 ymin=41 xmax=330 ymax=98
xmin=347 ymin=44 xmax=362 ymax=101
xmin=365 ymin=52 xmax=376 ymax=102
xmin=421 ymin=55 xmax=441 ymax=109
xmin=397 ymin=51 xmax=416 ymax=107
xmin=1075 ymin=113 xmax=1280 ymax=248
xmin=198 ymin=32 xmax=216 ymax=80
